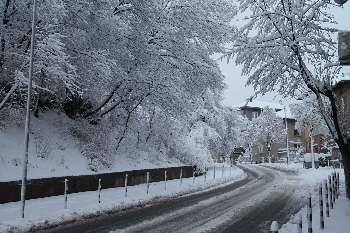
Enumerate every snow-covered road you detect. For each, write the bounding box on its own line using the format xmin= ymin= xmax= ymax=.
xmin=41 ymin=165 xmax=304 ymax=233
xmin=114 ymin=165 xmax=305 ymax=233
xmin=3 ymin=163 xmax=344 ymax=233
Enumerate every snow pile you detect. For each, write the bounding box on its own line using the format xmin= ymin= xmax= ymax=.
xmin=264 ymin=163 xmax=349 ymax=233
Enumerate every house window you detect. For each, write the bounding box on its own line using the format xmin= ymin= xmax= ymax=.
xmin=252 ymin=111 xmax=259 ymax=119
xmin=294 ymin=129 xmax=301 ymax=136
xmin=258 ymin=146 xmax=263 ymax=154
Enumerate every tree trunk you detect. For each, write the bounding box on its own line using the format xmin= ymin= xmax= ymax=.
xmin=0 ymin=82 xmax=19 ymax=111
xmin=0 ymin=0 xmax=11 ymax=72
xmin=339 ymin=143 xmax=350 ymax=198
xmin=34 ymin=71 xmax=44 ymax=118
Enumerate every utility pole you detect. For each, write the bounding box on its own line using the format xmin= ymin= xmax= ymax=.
xmin=310 ymin=125 xmax=315 ymax=169
xmin=21 ymin=0 xmax=37 ymax=218
xmin=284 ymin=106 xmax=289 ymax=165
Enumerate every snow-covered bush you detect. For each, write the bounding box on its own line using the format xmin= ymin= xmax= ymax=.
xmin=68 ymin=118 xmax=114 ymax=172
xmin=0 ymin=107 xmax=25 ymax=131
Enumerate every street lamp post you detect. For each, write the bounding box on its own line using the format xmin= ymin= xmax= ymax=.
xmin=284 ymin=106 xmax=289 ymax=165
xmin=266 ymin=135 xmax=271 ymax=163
xmin=21 ymin=0 xmax=37 ymax=218
xmin=310 ymin=125 xmax=315 ymax=168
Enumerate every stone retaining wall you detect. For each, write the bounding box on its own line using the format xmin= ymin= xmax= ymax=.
xmin=0 ymin=166 xmax=193 ymax=204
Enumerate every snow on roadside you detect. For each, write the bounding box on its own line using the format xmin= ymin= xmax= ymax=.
xmin=1 ymin=162 xmax=349 ymax=233
xmin=262 ymin=163 xmax=349 ymax=233
xmin=0 ymin=164 xmax=245 ymax=233
xmin=0 ymin=111 xmax=186 ymax=182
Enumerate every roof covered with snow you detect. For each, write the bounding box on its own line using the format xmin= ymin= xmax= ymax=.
xmin=333 ymin=66 xmax=350 ymax=88
xmin=234 ymin=100 xmax=294 ymax=119
xmin=234 ymin=100 xmax=284 ymax=110
xmin=275 ymin=105 xmax=293 ymax=119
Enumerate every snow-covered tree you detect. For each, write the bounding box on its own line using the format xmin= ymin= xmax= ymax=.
xmin=226 ymin=0 xmax=350 ymax=197
xmin=0 ymin=0 xmax=241 ymax=171
xmin=290 ymin=93 xmax=331 ymax=136
xmin=239 ymin=106 xmax=285 ymax=161
xmin=0 ymin=0 xmax=79 ymax=114
xmin=253 ymin=106 xmax=286 ymax=150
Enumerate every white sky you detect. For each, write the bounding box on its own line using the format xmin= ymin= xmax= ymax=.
xmin=220 ymin=3 xmax=350 ymax=107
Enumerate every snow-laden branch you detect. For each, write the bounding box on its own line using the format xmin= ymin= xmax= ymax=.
xmin=0 ymin=82 xmax=19 ymax=111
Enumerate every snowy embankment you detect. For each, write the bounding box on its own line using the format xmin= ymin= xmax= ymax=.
xmin=0 ymin=164 xmax=245 ymax=232
xmin=0 ymin=112 xmax=187 ymax=182
xmin=262 ymin=163 xmax=350 ymax=233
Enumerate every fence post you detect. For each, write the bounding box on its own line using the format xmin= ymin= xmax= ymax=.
xmin=324 ymin=179 xmax=329 ymax=217
xmin=180 ymin=169 xmax=182 ymax=187
xmin=334 ymin=172 xmax=338 ymax=199
xmin=332 ymin=172 xmax=336 ymax=204
xmin=98 ymin=179 xmax=101 ymax=203
xmin=307 ymin=192 xmax=312 ymax=233
xmin=336 ymin=172 xmax=339 ymax=198
xmin=214 ymin=166 xmax=216 ymax=179
xmin=329 ymin=175 xmax=333 ymax=209
xmin=146 ymin=172 xmax=149 ymax=194
xmin=297 ymin=213 xmax=302 ymax=233
xmin=222 ymin=165 xmax=224 ymax=178
xmin=319 ymin=183 xmax=324 ymax=229
xmin=193 ymin=169 xmax=195 ymax=184
xmin=270 ymin=221 xmax=278 ymax=233
xmin=165 ymin=170 xmax=167 ymax=190
xmin=125 ymin=174 xmax=128 ymax=197
xmin=64 ymin=179 xmax=68 ymax=209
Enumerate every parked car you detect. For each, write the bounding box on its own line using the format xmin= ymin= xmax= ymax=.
xmin=303 ymin=153 xmax=319 ymax=169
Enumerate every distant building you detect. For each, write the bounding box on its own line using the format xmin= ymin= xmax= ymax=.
xmin=235 ymin=100 xmax=306 ymax=163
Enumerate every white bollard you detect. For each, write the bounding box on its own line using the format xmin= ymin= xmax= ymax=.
xmin=98 ymin=179 xmax=101 ymax=203
xmin=307 ymin=192 xmax=312 ymax=233
xmin=336 ymin=172 xmax=339 ymax=199
xmin=64 ymin=179 xmax=68 ymax=209
xmin=329 ymin=175 xmax=333 ymax=209
xmin=125 ymin=174 xmax=128 ymax=197
xmin=324 ymin=179 xmax=329 ymax=217
xmin=222 ymin=165 xmax=224 ymax=178
xmin=332 ymin=172 xmax=336 ymax=204
xmin=214 ymin=166 xmax=216 ymax=179
xmin=180 ymin=169 xmax=182 ymax=187
xmin=270 ymin=221 xmax=278 ymax=233
xmin=165 ymin=170 xmax=167 ymax=190
xmin=319 ymin=183 xmax=324 ymax=229
xmin=296 ymin=213 xmax=302 ymax=233
xmin=193 ymin=169 xmax=195 ymax=184
xmin=146 ymin=172 xmax=149 ymax=194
